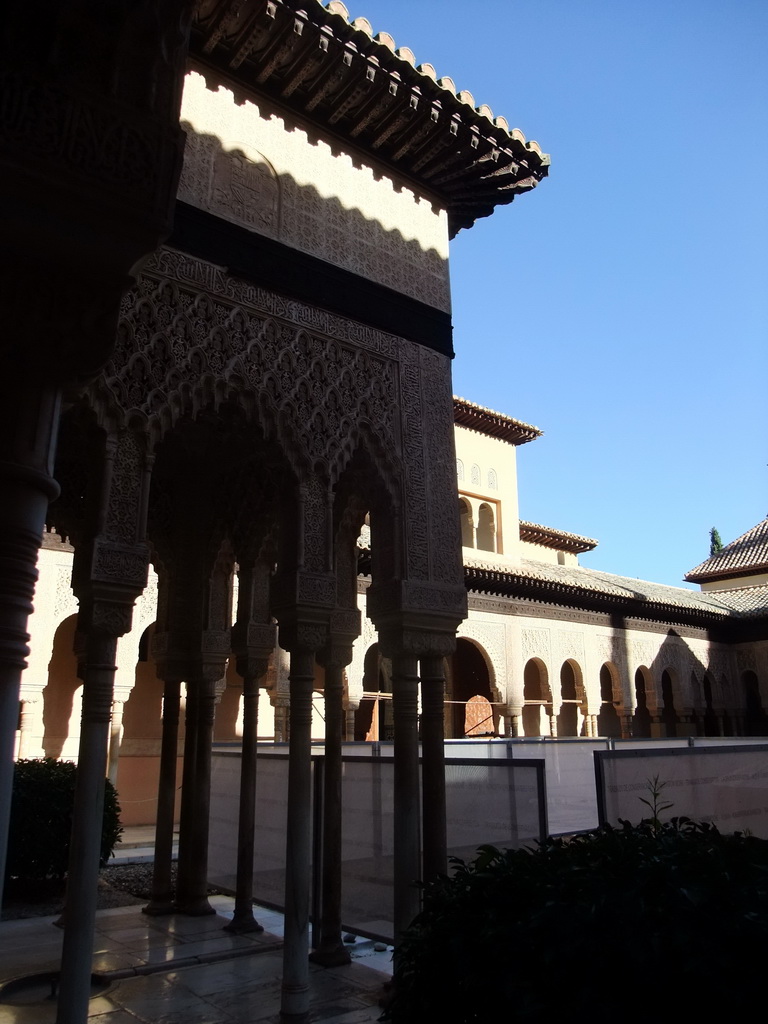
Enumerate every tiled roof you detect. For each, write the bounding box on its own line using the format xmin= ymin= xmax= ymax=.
xmin=519 ymin=521 xmax=597 ymax=554
xmin=464 ymin=556 xmax=768 ymax=621
xmin=191 ymin=1 xmax=550 ymax=236
xmin=685 ymin=519 xmax=768 ymax=583
xmin=453 ymin=397 xmax=542 ymax=446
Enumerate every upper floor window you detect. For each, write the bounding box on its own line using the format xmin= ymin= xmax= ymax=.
xmin=456 ymin=459 xmax=464 ymax=481
xmin=459 ymin=497 xmax=474 ymax=548
xmin=477 ymin=502 xmax=496 ymax=553
xmin=487 ymin=468 xmax=498 ymax=490
xmin=471 ymin=464 xmax=481 ymax=486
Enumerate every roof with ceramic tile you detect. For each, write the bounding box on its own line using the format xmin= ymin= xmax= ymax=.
xmin=685 ymin=518 xmax=768 ymax=583
xmin=191 ymin=1 xmax=550 ymax=235
xmin=464 ymin=556 xmax=768 ymax=623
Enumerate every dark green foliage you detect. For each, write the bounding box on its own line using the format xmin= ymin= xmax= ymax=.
xmin=709 ymin=526 xmax=724 ymax=555
xmin=384 ymin=820 xmax=768 ymax=1023
xmin=5 ymin=759 xmax=123 ymax=884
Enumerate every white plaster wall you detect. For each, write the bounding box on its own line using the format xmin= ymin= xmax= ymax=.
xmin=178 ymin=70 xmax=451 ymax=311
xmin=455 ymin=425 xmax=520 ymax=564
xmin=520 ymin=542 xmax=579 ymax=566
xmin=701 ymin=573 xmax=768 ymax=591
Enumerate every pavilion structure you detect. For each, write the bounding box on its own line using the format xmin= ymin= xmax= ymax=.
xmin=0 ymin=3 xmax=548 ymax=1022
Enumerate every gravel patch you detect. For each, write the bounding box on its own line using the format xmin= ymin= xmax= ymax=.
xmin=1 ymin=862 xmax=162 ymax=922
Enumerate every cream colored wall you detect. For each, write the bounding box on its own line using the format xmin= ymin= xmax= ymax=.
xmin=457 ymin=605 xmax=754 ymax=738
xmin=454 ymin=425 xmax=520 ymax=564
xmin=178 ymin=69 xmax=451 ymax=312
xmin=701 ymin=573 xmax=768 ymax=592
xmin=519 ymin=541 xmax=579 ymax=566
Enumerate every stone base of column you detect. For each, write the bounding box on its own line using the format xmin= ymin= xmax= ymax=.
xmin=223 ymin=909 xmax=264 ymax=934
xmin=142 ymin=897 xmax=176 ymax=917
xmin=309 ymin=942 xmax=352 ymax=967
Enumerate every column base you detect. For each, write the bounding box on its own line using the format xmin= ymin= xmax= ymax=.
xmin=308 ymin=943 xmax=352 ymax=967
xmin=223 ymin=910 xmax=264 ymax=934
xmin=174 ymin=897 xmax=215 ymax=916
xmin=142 ymin=899 xmax=176 ymax=917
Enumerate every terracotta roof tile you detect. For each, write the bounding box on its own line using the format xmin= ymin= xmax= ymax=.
xmin=685 ymin=519 xmax=768 ymax=583
xmin=464 ymin=556 xmax=768 ymax=620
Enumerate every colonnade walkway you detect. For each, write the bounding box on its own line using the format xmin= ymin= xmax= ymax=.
xmin=0 ymin=827 xmax=393 ymax=1023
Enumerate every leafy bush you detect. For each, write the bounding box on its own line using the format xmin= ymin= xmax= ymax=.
xmin=5 ymin=758 xmax=123 ymax=885
xmin=384 ymin=819 xmax=768 ymax=1023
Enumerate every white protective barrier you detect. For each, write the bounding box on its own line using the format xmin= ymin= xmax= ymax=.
xmin=594 ymin=742 xmax=768 ymax=836
xmin=209 ymin=747 xmax=546 ymax=942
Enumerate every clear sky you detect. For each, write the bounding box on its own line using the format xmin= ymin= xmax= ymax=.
xmin=347 ymin=0 xmax=768 ymax=587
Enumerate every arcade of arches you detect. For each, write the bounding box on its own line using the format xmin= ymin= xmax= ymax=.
xmin=1 ymin=6 xmax=765 ymax=1024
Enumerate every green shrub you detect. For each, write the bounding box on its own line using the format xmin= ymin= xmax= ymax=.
xmin=5 ymin=758 xmax=123 ymax=884
xmin=384 ymin=819 xmax=768 ymax=1023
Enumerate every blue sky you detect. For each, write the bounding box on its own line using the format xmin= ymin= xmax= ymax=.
xmin=349 ymin=0 xmax=767 ymax=586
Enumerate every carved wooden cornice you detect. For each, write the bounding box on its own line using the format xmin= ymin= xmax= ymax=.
xmin=191 ymin=0 xmax=549 ymax=236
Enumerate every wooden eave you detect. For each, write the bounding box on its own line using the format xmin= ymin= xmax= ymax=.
xmin=453 ymin=397 xmax=542 ymax=445
xmin=519 ymin=521 xmax=597 ymax=554
xmin=191 ymin=0 xmax=550 ymax=237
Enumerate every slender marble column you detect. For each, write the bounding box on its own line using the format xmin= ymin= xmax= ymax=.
xmin=420 ymin=655 xmax=447 ymax=883
xmin=144 ymin=677 xmax=181 ymax=915
xmin=392 ymin=653 xmax=421 ymax=941
xmin=17 ymin=698 xmax=36 ymax=759
xmin=176 ymin=674 xmax=217 ymax=915
xmin=281 ymin=649 xmax=317 ymax=1020
xmin=309 ymin=661 xmax=350 ymax=966
xmin=224 ymin=659 xmax=268 ymax=934
xmin=175 ymin=678 xmax=201 ymax=909
xmin=56 ymin=630 xmax=117 ymax=1024
xmin=107 ymin=700 xmax=124 ymax=787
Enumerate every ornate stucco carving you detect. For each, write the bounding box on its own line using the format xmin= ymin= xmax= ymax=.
xmin=177 ymin=74 xmax=451 ymax=311
xmin=100 ymin=247 xmax=459 ymax=601
xmin=522 ymin=627 xmax=550 ymax=664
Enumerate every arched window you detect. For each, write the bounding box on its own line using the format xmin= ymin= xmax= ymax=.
xmin=523 ymin=658 xmax=550 ymax=737
xmin=661 ymin=669 xmax=677 ymax=738
xmin=471 ymin=463 xmax=481 ymax=485
xmin=487 ymin=468 xmax=498 ymax=490
xmin=633 ymin=667 xmax=652 ymax=738
xmin=477 ymin=503 xmax=495 ymax=552
xmin=456 ymin=459 xmax=464 ymax=481
xmin=459 ymin=497 xmax=474 ymax=548
xmin=597 ymin=663 xmax=621 ymax=738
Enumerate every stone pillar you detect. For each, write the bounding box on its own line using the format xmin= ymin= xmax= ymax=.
xmin=143 ymin=673 xmax=181 ymax=916
xmin=344 ymin=698 xmax=359 ymax=742
xmin=175 ymin=667 xmax=223 ymax=916
xmin=620 ymin=711 xmax=634 ymax=739
xmin=107 ymin=699 xmax=126 ymax=787
xmin=506 ymin=704 xmax=522 ymax=738
xmin=309 ymin=657 xmax=350 ymax=966
xmin=225 ymin=586 xmax=276 ymax=934
xmin=391 ymin=651 xmax=421 ymax=939
xmin=273 ymin=696 xmax=290 ymax=742
xmin=420 ymin=654 xmax=448 ymax=883
xmin=280 ymin=622 xmax=327 ymax=1020
xmin=224 ymin=653 xmax=268 ymax=933
xmin=57 ymin=594 xmax=139 ymax=1024
xmin=55 ymin=422 xmax=152 ymax=1024
xmin=310 ymin=603 xmax=359 ymax=967
xmin=17 ymin=697 xmax=38 ymax=760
